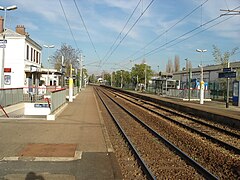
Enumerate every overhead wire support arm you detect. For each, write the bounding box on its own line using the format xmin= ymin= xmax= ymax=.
xmin=220 ymin=9 xmax=240 ymax=16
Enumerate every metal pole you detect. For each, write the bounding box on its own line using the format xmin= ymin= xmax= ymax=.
xmin=226 ymin=61 xmax=230 ymax=108
xmin=121 ymin=70 xmax=123 ymax=88
xmin=111 ymin=72 xmax=113 ymax=86
xmin=79 ymin=54 xmax=82 ymax=91
xmin=200 ymin=66 xmax=204 ymax=104
xmin=43 ymin=45 xmax=54 ymax=86
xmin=1 ymin=9 xmax=7 ymax=88
xmin=144 ymin=63 xmax=147 ymax=91
xmin=0 ymin=6 xmax=17 ymax=88
xmin=61 ymin=56 xmax=64 ymax=87
xmin=185 ymin=59 xmax=190 ymax=101
xmin=47 ymin=49 xmax=49 ymax=86
xmin=196 ymin=49 xmax=207 ymax=104
xmin=69 ymin=63 xmax=73 ymax=102
xmin=189 ymin=67 xmax=192 ymax=101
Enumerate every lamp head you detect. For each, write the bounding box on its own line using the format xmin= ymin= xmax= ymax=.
xmin=43 ymin=45 xmax=54 ymax=48
xmin=6 ymin=5 xmax=17 ymax=11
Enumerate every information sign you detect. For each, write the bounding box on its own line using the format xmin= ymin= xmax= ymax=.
xmin=223 ymin=68 xmax=232 ymax=72
xmin=0 ymin=40 xmax=7 ymax=48
xmin=218 ymin=71 xmax=236 ymax=78
xmin=34 ymin=104 xmax=49 ymax=108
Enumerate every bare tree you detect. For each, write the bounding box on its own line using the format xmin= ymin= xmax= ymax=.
xmin=212 ymin=45 xmax=238 ymax=67
xmin=174 ymin=55 xmax=180 ymax=72
xmin=166 ymin=58 xmax=173 ymax=73
xmin=51 ymin=43 xmax=81 ymax=76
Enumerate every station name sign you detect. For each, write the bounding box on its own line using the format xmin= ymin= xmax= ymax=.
xmin=218 ymin=71 xmax=236 ymax=78
xmin=34 ymin=103 xmax=49 ymax=108
xmin=0 ymin=39 xmax=7 ymax=48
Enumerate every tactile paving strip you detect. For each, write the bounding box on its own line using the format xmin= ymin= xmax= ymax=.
xmin=18 ymin=143 xmax=77 ymax=157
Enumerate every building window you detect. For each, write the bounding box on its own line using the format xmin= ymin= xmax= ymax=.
xmin=36 ymin=51 xmax=39 ymax=63
xmin=26 ymin=45 xmax=29 ymax=60
xmin=34 ymin=49 xmax=36 ymax=62
xmin=31 ymin=48 xmax=33 ymax=61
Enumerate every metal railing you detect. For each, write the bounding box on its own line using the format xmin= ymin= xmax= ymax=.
xmin=65 ymin=86 xmax=79 ymax=96
xmin=166 ymin=89 xmax=211 ymax=99
xmin=0 ymin=88 xmax=23 ymax=107
xmin=50 ymin=88 xmax=67 ymax=113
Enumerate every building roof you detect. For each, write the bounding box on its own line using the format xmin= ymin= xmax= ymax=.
xmin=0 ymin=28 xmax=42 ymax=50
xmin=174 ymin=61 xmax=240 ymax=75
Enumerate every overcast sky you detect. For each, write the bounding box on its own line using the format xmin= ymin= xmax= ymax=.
xmin=1 ymin=0 xmax=240 ymax=74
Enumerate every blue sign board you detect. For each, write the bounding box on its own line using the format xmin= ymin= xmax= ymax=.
xmin=34 ymin=104 xmax=49 ymax=108
xmin=223 ymin=68 xmax=232 ymax=72
xmin=218 ymin=71 xmax=236 ymax=78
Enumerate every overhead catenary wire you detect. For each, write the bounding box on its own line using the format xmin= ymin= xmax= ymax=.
xmin=161 ymin=16 xmax=235 ymax=56
xmin=123 ymin=0 xmax=209 ymax=63
xmin=129 ymin=5 xmax=240 ymax=63
xmin=101 ymin=0 xmax=155 ymax=67
xmin=59 ymin=0 xmax=79 ymax=50
xmin=73 ymin=0 xmax=101 ymax=62
xmin=102 ymin=0 xmax=142 ymax=63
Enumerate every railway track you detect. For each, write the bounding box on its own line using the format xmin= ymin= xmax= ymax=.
xmin=95 ymin=87 xmax=219 ymax=179
xmin=108 ymin=88 xmax=240 ymax=154
xmin=96 ymin=86 xmax=240 ymax=179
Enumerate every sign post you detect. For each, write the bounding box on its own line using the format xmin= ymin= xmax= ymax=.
xmin=0 ymin=40 xmax=7 ymax=48
xmin=218 ymin=67 xmax=236 ymax=108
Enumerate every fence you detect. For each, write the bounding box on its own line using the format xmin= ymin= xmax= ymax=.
xmin=65 ymin=86 xmax=79 ymax=96
xmin=166 ymin=89 xmax=211 ymax=99
xmin=50 ymin=88 xmax=67 ymax=113
xmin=0 ymin=88 xmax=23 ymax=107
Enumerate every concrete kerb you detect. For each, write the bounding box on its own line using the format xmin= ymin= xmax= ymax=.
xmin=0 ymin=103 xmax=25 ymax=117
xmin=0 ymin=102 xmax=68 ymax=121
xmin=182 ymin=98 xmax=212 ymax=101
xmin=47 ymin=102 xmax=68 ymax=121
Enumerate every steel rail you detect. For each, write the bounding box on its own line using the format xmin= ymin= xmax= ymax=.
xmin=98 ymin=87 xmax=218 ymax=180
xmin=107 ymin=88 xmax=240 ymax=155
xmin=112 ymin=90 xmax=240 ymax=139
xmin=94 ymin=88 xmax=156 ymax=180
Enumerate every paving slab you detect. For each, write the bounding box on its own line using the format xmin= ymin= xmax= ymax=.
xmin=0 ymin=86 xmax=122 ymax=179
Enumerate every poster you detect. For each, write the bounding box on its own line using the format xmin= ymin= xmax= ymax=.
xmin=4 ymin=75 xmax=11 ymax=85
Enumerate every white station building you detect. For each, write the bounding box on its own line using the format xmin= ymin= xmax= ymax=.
xmin=0 ymin=16 xmax=41 ymax=89
xmin=0 ymin=17 xmax=61 ymax=93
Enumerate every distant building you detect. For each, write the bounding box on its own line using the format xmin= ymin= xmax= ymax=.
xmin=173 ymin=61 xmax=240 ymax=89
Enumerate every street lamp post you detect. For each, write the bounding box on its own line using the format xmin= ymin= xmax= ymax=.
xmin=226 ymin=61 xmax=230 ymax=108
xmin=0 ymin=5 xmax=17 ymax=88
xmin=120 ymin=70 xmax=123 ymax=88
xmin=185 ymin=58 xmax=191 ymax=101
xmin=43 ymin=44 xmax=54 ymax=86
xmin=79 ymin=54 xmax=83 ymax=91
xmin=144 ymin=62 xmax=147 ymax=91
xmin=196 ymin=49 xmax=207 ymax=104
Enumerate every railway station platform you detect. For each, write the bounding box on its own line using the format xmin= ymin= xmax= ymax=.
xmin=0 ymin=86 xmax=122 ymax=179
xmin=123 ymin=89 xmax=240 ymax=128
xmin=143 ymin=92 xmax=240 ymax=120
